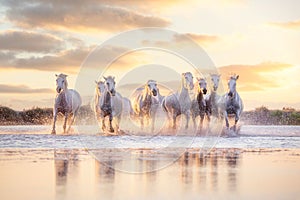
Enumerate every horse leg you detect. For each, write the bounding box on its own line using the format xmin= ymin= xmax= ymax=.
xmin=63 ymin=113 xmax=68 ymax=133
xmin=233 ymin=111 xmax=240 ymax=132
xmin=185 ymin=112 xmax=190 ymax=129
xmin=192 ymin=112 xmax=196 ymax=130
xmin=109 ymin=113 xmax=114 ymax=133
xmin=67 ymin=110 xmax=79 ymax=133
xmin=151 ymin=112 xmax=156 ymax=133
xmin=51 ymin=109 xmax=57 ymax=134
xmin=102 ymin=117 xmax=106 ymax=131
xmin=224 ymin=111 xmax=230 ymax=129
xmin=198 ymin=115 xmax=204 ymax=135
xmin=172 ymin=114 xmax=177 ymax=129
xmin=115 ymin=115 xmax=121 ymax=133
xmin=206 ymin=112 xmax=211 ymax=133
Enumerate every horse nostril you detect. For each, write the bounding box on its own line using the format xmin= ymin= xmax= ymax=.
xmin=152 ymin=90 xmax=157 ymax=96
xmin=228 ymin=92 xmax=233 ymax=97
xmin=203 ymin=88 xmax=207 ymax=94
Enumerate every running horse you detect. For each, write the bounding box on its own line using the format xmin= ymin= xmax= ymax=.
xmin=52 ymin=73 xmax=82 ymax=134
xmin=131 ymin=80 xmax=159 ymax=132
xmin=222 ymin=74 xmax=243 ymax=131
xmin=162 ymin=72 xmax=194 ymax=129
xmin=95 ymin=76 xmax=123 ymax=133
xmin=191 ymin=77 xmax=208 ymax=132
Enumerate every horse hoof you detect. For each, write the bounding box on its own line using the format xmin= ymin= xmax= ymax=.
xmin=51 ymin=130 xmax=56 ymax=135
xmin=109 ymin=128 xmax=114 ymax=133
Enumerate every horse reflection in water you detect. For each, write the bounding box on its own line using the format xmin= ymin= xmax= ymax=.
xmin=179 ymin=149 xmax=240 ymax=191
xmin=131 ymin=80 xmax=159 ymax=132
xmin=52 ymin=73 xmax=82 ymax=134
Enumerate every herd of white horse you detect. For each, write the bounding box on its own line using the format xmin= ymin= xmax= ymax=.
xmin=51 ymin=72 xmax=243 ymax=135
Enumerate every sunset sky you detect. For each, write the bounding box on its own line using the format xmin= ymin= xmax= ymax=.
xmin=0 ymin=0 xmax=299 ymax=110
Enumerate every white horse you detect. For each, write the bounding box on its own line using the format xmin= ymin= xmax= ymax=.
xmin=95 ymin=76 xmax=123 ymax=133
xmin=191 ymin=78 xmax=208 ymax=132
xmin=220 ymin=74 xmax=243 ymax=131
xmin=131 ymin=80 xmax=159 ymax=132
xmin=162 ymin=72 xmax=194 ymax=129
xmin=52 ymin=73 xmax=82 ymax=134
xmin=206 ymin=73 xmax=221 ymax=118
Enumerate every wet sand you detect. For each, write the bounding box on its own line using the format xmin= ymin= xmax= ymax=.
xmin=0 ymin=148 xmax=299 ymax=200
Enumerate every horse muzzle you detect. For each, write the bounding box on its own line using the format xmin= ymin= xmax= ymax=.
xmin=213 ymin=86 xmax=217 ymax=91
xmin=203 ymin=88 xmax=207 ymax=95
xmin=56 ymin=87 xmax=62 ymax=93
xmin=152 ymin=89 xmax=157 ymax=96
xmin=110 ymin=90 xmax=116 ymax=96
xmin=228 ymin=91 xmax=233 ymax=97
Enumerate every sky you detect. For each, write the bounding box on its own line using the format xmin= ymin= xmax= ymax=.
xmin=0 ymin=0 xmax=299 ymax=110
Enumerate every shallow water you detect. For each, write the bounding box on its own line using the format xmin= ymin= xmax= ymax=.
xmin=0 ymin=125 xmax=300 ymax=199
xmin=0 ymin=125 xmax=300 ymax=149
xmin=0 ymin=148 xmax=300 ymax=200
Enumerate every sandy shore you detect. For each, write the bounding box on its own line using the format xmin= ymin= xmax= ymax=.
xmin=0 ymin=148 xmax=299 ymax=200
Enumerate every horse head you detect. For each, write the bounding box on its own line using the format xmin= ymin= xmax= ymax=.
xmin=103 ymin=76 xmax=116 ymax=96
xmin=146 ymin=80 xmax=158 ymax=96
xmin=210 ymin=73 xmax=221 ymax=92
xmin=228 ymin=74 xmax=239 ymax=97
xmin=197 ymin=77 xmax=207 ymax=95
xmin=95 ymin=80 xmax=105 ymax=95
xmin=182 ymin=72 xmax=194 ymax=90
xmin=55 ymin=73 xmax=68 ymax=93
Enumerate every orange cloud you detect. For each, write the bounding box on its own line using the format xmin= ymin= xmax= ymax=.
xmin=141 ymin=33 xmax=220 ymax=48
xmin=0 ymin=84 xmax=53 ymax=94
xmin=0 ymin=45 xmax=146 ymax=74
xmin=0 ymin=30 xmax=64 ymax=52
xmin=3 ymin=0 xmax=171 ymax=32
xmin=219 ymin=62 xmax=294 ymax=92
xmin=268 ymin=20 xmax=300 ymax=30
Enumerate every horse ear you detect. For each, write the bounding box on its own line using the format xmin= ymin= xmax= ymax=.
xmin=112 ymin=76 xmax=115 ymax=80
xmin=95 ymin=80 xmax=98 ymax=84
xmin=103 ymin=76 xmax=107 ymax=80
xmin=55 ymin=74 xmax=58 ymax=77
xmin=236 ymin=75 xmax=239 ymax=80
xmin=196 ymin=77 xmax=200 ymax=81
xmin=182 ymin=73 xmax=185 ymax=76
xmin=218 ymin=74 xmax=221 ymax=77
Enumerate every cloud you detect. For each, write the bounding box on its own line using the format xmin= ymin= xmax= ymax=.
xmin=0 ymin=30 xmax=65 ymax=53
xmin=268 ymin=20 xmax=300 ymax=30
xmin=0 ymin=84 xmax=53 ymax=94
xmin=0 ymin=45 xmax=144 ymax=73
xmin=218 ymin=62 xmax=294 ymax=92
xmin=174 ymin=33 xmax=220 ymax=45
xmin=3 ymin=0 xmax=170 ymax=32
xmin=141 ymin=33 xmax=220 ymax=48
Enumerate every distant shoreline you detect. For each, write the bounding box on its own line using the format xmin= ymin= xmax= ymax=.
xmin=0 ymin=105 xmax=299 ymax=126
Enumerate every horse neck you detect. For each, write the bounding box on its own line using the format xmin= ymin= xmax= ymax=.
xmin=63 ymin=80 xmax=68 ymax=92
xmin=101 ymin=88 xmax=111 ymax=106
xmin=197 ymin=90 xmax=204 ymax=101
xmin=179 ymin=79 xmax=189 ymax=99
